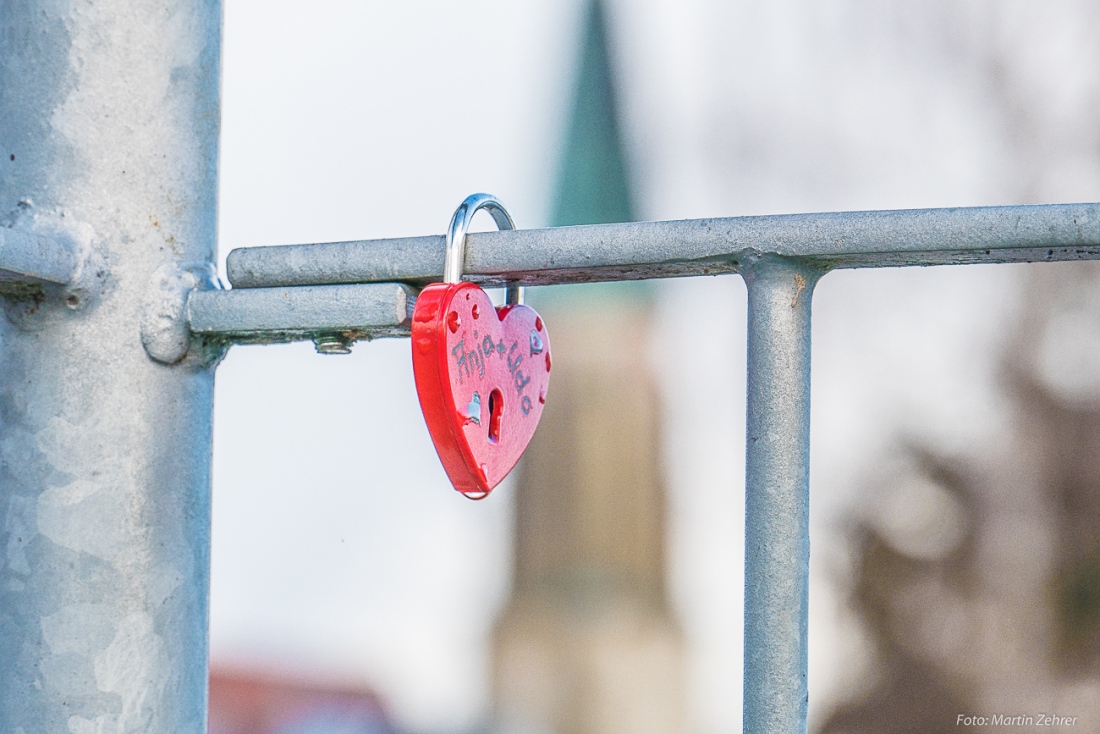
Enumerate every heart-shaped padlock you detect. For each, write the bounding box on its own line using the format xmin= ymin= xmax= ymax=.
xmin=412 ymin=194 xmax=552 ymax=499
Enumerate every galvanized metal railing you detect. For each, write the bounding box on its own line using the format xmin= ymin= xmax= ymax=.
xmin=189 ymin=202 xmax=1099 ymax=734
xmin=6 ymin=1 xmax=1100 ymax=732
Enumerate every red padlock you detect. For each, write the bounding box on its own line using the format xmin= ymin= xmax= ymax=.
xmin=411 ymin=194 xmax=552 ymax=499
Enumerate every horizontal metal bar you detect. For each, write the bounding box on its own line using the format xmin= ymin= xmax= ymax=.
xmin=0 ymin=227 xmax=76 ymax=287
xmin=226 ymin=202 xmax=1100 ymax=289
xmin=187 ymin=282 xmax=415 ymax=345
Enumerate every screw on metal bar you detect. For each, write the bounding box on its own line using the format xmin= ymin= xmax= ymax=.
xmin=313 ymin=333 xmax=354 ymax=354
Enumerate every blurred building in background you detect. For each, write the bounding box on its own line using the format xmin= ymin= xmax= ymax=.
xmin=209 ymin=666 xmax=398 ymax=734
xmin=492 ymin=2 xmax=685 ymax=732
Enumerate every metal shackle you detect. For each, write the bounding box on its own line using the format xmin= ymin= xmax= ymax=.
xmin=444 ymin=193 xmax=522 ymax=305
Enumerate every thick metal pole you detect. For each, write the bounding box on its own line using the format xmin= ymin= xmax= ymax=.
xmin=742 ymin=257 xmax=820 ymax=734
xmin=0 ymin=2 xmax=221 ymax=731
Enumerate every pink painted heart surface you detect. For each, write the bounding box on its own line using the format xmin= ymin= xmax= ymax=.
xmin=412 ymin=281 xmax=551 ymax=498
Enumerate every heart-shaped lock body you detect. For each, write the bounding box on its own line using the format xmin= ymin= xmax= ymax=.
xmin=412 ymin=281 xmax=551 ymax=498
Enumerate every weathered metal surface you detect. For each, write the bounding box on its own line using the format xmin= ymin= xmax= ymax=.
xmin=0 ymin=227 xmax=76 ymax=289
xmin=742 ymin=257 xmax=820 ymax=734
xmin=187 ymin=282 xmax=415 ymax=345
xmin=0 ymin=1 xmax=221 ymax=731
xmin=225 ymin=202 xmax=1100 ymax=289
xmin=142 ymin=262 xmax=223 ymax=365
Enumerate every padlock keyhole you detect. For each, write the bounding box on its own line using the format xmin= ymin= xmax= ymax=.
xmin=488 ymin=389 xmax=503 ymax=443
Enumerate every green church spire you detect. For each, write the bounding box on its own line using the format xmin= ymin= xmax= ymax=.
xmin=551 ymin=0 xmax=634 ymax=227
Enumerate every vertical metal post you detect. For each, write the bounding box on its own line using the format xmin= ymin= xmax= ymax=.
xmin=1 ymin=2 xmax=221 ymax=732
xmin=742 ymin=257 xmax=820 ymax=734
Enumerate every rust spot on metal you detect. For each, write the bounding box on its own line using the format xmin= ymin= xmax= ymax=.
xmin=791 ymin=273 xmax=807 ymax=308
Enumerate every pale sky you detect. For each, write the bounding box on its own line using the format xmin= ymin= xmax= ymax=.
xmin=211 ymin=2 xmax=1100 ymax=732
